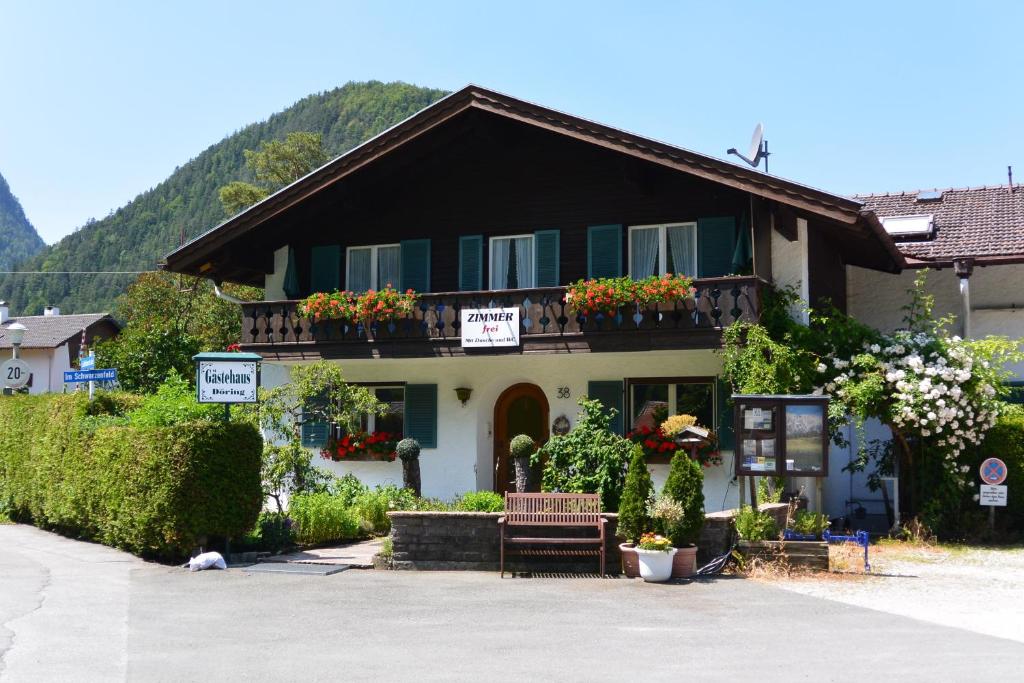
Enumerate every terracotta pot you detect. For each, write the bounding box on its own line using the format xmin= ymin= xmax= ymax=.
xmin=636 ymin=547 xmax=677 ymax=582
xmin=619 ymin=543 xmax=640 ymax=578
xmin=671 ymin=545 xmax=698 ymax=578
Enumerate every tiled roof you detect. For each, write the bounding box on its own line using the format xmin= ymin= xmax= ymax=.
xmin=854 ymin=185 xmax=1024 ymax=264
xmin=0 ymin=313 xmax=117 ymax=350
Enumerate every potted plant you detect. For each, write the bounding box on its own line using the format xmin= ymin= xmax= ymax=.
xmin=617 ymin=444 xmax=653 ymax=578
xmin=660 ymin=447 xmax=705 ymax=577
xmin=784 ymin=510 xmax=831 ymax=541
xmin=634 ymin=532 xmax=677 ymax=582
xmin=509 ymin=434 xmax=535 ymax=493
xmin=396 ymin=437 xmax=421 ymax=496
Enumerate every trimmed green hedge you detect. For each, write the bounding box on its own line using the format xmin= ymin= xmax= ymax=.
xmin=976 ymin=410 xmax=1024 ymax=532
xmin=0 ymin=393 xmax=262 ymax=559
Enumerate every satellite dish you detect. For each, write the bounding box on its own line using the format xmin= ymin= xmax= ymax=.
xmin=747 ymin=123 xmax=764 ymax=162
xmin=727 ymin=123 xmax=770 ymax=173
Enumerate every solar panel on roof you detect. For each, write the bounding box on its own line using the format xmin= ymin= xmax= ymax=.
xmin=917 ymin=190 xmax=943 ymax=202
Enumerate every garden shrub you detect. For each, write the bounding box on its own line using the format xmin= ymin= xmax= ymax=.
xmin=661 ymin=450 xmax=705 ymax=546
xmin=534 ymin=398 xmax=633 ymax=511
xmin=734 ymin=505 xmax=779 ymax=541
xmin=127 ymin=371 xmax=224 ymax=427
xmin=790 ymin=510 xmax=830 ymax=537
xmin=973 ymin=408 xmax=1024 ymax=533
xmin=353 ymin=484 xmax=419 ymax=534
xmin=0 ymin=392 xmax=263 ymax=560
xmin=288 ymin=492 xmax=361 ymax=545
xmin=617 ymin=445 xmax=653 ymax=542
xmin=237 ymin=511 xmax=296 ymax=553
xmin=455 ymin=490 xmax=504 ymax=512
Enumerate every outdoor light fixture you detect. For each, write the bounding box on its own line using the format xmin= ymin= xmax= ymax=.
xmin=455 ymin=387 xmax=473 ymax=405
xmin=6 ymin=322 xmax=27 ymax=355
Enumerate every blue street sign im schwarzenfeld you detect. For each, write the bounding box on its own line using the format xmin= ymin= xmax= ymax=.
xmin=64 ymin=368 xmax=117 ymax=383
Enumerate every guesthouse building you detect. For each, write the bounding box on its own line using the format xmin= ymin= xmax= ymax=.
xmin=163 ymin=86 xmax=905 ymax=509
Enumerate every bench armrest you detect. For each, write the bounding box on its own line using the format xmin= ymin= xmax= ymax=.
xmin=497 ymin=516 xmax=506 ymax=525
xmin=599 ymin=518 xmax=608 ymax=525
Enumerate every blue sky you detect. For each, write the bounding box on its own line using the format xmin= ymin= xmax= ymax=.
xmin=2 ymin=1 xmax=1022 ymax=244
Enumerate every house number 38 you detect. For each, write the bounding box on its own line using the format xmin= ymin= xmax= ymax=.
xmin=556 ymin=387 xmax=571 ymax=399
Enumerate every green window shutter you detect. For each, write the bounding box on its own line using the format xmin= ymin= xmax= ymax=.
xmin=587 ymin=224 xmax=622 ymax=279
xmin=301 ymin=421 xmax=330 ymax=449
xmin=458 ymin=235 xmax=483 ymax=291
xmin=404 ymin=384 xmax=437 ymax=448
xmin=534 ymin=229 xmax=560 ymax=287
xmin=310 ymin=245 xmax=341 ymax=293
xmin=587 ymin=380 xmax=624 ymax=435
xmin=400 ymin=239 xmax=431 ymax=293
xmin=697 ymin=217 xmax=737 ymax=278
xmin=715 ymin=377 xmax=735 ymax=452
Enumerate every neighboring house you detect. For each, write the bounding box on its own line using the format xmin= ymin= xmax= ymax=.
xmin=826 ymin=184 xmax=1024 ymax=527
xmin=0 ymin=303 xmax=120 ymax=395
xmin=163 ymin=85 xmax=904 ymax=509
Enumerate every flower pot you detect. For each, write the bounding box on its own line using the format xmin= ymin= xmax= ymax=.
xmin=636 ymin=547 xmax=677 ymax=582
xmin=619 ymin=543 xmax=640 ymax=578
xmin=671 ymin=545 xmax=698 ymax=578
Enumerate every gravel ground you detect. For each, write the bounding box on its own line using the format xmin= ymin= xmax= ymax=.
xmin=762 ymin=542 xmax=1024 ymax=643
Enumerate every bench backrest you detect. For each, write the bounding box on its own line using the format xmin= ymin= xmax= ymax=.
xmin=504 ymin=492 xmax=602 ymax=526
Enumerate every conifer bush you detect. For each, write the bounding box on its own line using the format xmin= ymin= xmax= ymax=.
xmin=617 ymin=445 xmax=653 ymax=542
xmin=661 ymin=450 xmax=705 ymax=546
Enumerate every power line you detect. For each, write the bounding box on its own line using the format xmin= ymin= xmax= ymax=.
xmin=0 ymin=271 xmax=159 ymax=275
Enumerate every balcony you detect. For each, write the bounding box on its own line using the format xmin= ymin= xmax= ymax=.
xmin=239 ymin=276 xmax=764 ymax=359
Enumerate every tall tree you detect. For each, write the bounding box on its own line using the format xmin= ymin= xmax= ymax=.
xmin=219 ymin=132 xmax=331 ymax=216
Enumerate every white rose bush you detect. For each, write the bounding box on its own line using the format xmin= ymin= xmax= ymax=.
xmin=724 ymin=272 xmax=1021 ymax=534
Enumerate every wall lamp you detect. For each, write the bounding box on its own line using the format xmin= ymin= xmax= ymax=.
xmin=455 ymin=387 xmax=473 ymax=405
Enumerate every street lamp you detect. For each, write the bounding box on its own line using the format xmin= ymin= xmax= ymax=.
xmin=6 ymin=322 xmax=26 ymax=359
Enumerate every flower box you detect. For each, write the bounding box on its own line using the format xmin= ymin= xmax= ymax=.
xmin=737 ymin=539 xmax=829 ymax=571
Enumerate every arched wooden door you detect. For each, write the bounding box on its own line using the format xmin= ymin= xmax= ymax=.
xmin=493 ymin=383 xmax=549 ymax=495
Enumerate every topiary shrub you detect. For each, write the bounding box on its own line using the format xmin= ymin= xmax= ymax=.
xmin=617 ymin=444 xmax=653 ymax=542
xmin=661 ymin=450 xmax=705 ymax=546
xmin=0 ymin=392 xmax=263 ymax=560
xmin=510 ymin=434 xmax=535 ymax=493
xmin=396 ymin=437 xmax=422 ymax=496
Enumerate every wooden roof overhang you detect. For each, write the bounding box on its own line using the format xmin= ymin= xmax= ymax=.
xmin=162 ymin=85 xmax=905 ymax=284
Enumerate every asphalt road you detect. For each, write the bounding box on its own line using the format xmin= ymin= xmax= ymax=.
xmin=2 ymin=524 xmax=1022 ymax=682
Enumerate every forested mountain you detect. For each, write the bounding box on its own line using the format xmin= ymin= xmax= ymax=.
xmin=0 ymin=172 xmax=45 ymax=272
xmin=0 ymin=81 xmax=447 ymax=315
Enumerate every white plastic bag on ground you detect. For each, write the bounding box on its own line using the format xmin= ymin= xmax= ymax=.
xmin=189 ymin=551 xmax=227 ymax=571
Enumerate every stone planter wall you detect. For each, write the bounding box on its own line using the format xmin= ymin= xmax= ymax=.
xmin=738 ymin=540 xmax=829 ymax=571
xmin=388 ymin=511 xmax=620 ymax=572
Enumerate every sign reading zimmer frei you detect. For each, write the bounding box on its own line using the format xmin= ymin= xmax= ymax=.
xmin=194 ymin=352 xmax=261 ymax=404
xmin=459 ymin=307 xmax=521 ymax=348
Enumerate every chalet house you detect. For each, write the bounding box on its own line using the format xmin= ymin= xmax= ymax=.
xmin=163 ymin=85 xmax=905 ymax=510
xmin=0 ymin=303 xmax=120 ymax=395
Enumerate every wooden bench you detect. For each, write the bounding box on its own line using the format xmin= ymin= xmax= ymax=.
xmin=498 ymin=492 xmax=606 ymax=577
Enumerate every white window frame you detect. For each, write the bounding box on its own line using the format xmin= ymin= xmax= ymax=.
xmin=345 ymin=243 xmax=400 ymax=291
xmin=627 ymin=378 xmax=717 ymax=433
xmin=488 ymin=233 xmax=536 ymax=290
xmin=361 ymin=384 xmax=405 ymax=433
xmin=627 ymin=222 xmax=697 ymax=278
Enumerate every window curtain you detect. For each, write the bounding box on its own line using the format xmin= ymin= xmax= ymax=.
xmin=491 ymin=238 xmax=511 ymax=289
xmin=514 ymin=236 xmax=533 ymax=288
xmin=378 ymin=246 xmax=401 ymax=289
xmin=348 ymin=248 xmax=372 ymax=292
xmin=668 ymin=225 xmax=697 ymax=277
xmin=283 ymin=246 xmax=301 ymax=299
xmin=630 ymin=228 xmax=659 ymax=278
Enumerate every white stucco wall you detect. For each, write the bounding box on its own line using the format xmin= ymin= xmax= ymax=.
xmin=264 ymin=245 xmax=289 ymax=300
xmin=770 ymin=218 xmax=809 ymax=323
xmin=262 ymin=350 xmax=743 ymax=512
xmin=14 ymin=345 xmax=71 ymax=394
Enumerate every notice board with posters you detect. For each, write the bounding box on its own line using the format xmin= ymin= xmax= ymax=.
xmin=734 ymin=394 xmax=830 ymax=477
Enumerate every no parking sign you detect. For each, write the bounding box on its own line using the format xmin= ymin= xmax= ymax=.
xmin=980 ymin=458 xmax=1008 ymax=486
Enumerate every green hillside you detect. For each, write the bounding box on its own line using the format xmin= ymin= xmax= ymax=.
xmin=0 ymin=81 xmax=447 ymax=315
xmin=0 ymin=172 xmax=45 ymax=272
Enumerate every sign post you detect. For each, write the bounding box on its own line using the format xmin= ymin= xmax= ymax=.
xmin=64 ymin=368 xmax=117 ymax=384
xmin=193 ymin=352 xmax=262 ymax=422
xmin=979 ymin=457 xmax=1009 ymax=532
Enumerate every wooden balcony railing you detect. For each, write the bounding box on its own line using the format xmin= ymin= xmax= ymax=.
xmin=239 ymin=276 xmax=763 ymax=352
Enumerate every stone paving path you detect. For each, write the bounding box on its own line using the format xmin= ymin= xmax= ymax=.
xmin=263 ymin=538 xmax=382 ymax=568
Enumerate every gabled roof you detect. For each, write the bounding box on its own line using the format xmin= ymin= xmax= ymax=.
xmin=856 ymin=185 xmax=1024 ymax=266
xmin=164 ymin=84 xmax=904 ymax=275
xmin=0 ymin=313 xmax=119 ymax=350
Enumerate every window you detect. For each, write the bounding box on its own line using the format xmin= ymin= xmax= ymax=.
xmin=489 ymin=235 xmax=534 ymax=289
xmin=628 ymin=223 xmax=696 ymax=278
xmin=346 ymin=244 xmax=400 ymax=291
xmin=358 ymin=386 xmax=405 ymax=435
xmin=628 ymin=378 xmax=714 ymax=432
